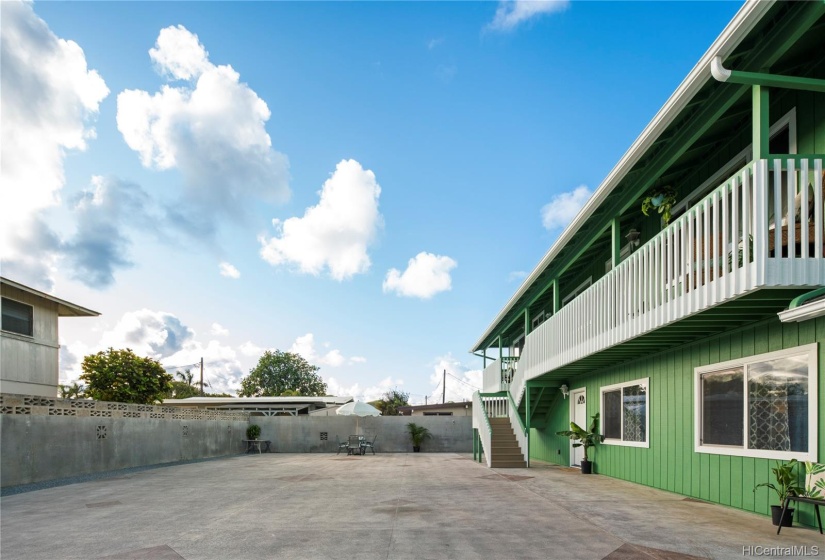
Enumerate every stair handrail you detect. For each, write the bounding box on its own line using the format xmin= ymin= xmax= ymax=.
xmin=506 ymin=389 xmax=530 ymax=468
xmin=472 ymin=391 xmax=493 ymax=468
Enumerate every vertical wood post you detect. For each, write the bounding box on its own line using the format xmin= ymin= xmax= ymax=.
xmin=752 ymin=84 xmax=770 ymax=160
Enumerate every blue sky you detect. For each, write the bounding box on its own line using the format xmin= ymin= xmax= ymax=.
xmin=1 ymin=0 xmax=741 ymax=403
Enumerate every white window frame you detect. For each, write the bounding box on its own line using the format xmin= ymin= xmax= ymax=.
xmin=599 ymin=377 xmax=650 ymax=448
xmin=694 ymin=343 xmax=818 ymax=462
xmin=562 ymin=277 xmax=592 ymax=307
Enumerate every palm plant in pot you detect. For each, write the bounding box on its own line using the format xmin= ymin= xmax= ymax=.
xmin=406 ymin=422 xmax=431 ymax=452
xmin=556 ymin=412 xmax=604 ymax=474
xmin=754 ymin=459 xmax=804 ymax=527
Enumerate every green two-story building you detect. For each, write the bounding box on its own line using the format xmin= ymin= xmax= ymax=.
xmin=471 ymin=0 xmax=825 ymax=529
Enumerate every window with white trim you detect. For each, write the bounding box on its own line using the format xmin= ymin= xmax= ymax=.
xmin=695 ymin=344 xmax=818 ymax=461
xmin=600 ymin=377 xmax=649 ymax=447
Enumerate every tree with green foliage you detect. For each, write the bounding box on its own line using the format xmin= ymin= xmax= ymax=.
xmin=58 ymin=382 xmax=85 ymax=399
xmin=374 ymin=389 xmax=410 ymax=416
xmin=80 ymin=348 xmax=173 ymax=404
xmin=165 ymin=381 xmax=200 ymax=399
xmin=238 ymin=350 xmax=327 ymax=397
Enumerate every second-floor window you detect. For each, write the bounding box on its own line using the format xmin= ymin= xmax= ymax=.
xmin=1 ymin=297 xmax=34 ymax=337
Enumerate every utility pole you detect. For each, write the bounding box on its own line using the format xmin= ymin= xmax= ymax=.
xmin=199 ymin=357 xmax=204 ymax=396
xmin=442 ymin=369 xmax=446 ymax=404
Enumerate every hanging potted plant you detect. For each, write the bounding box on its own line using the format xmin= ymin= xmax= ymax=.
xmin=406 ymin=422 xmax=432 ymax=452
xmin=556 ymin=412 xmax=604 ymax=474
xmin=641 ymin=185 xmax=678 ymax=225
xmin=754 ymin=459 xmax=804 ymax=527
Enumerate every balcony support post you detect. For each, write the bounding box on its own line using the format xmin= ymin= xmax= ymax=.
xmin=552 ymin=279 xmax=560 ymax=314
xmin=524 ymin=308 xmax=530 ymax=337
xmin=611 ymin=217 xmax=622 ymax=268
xmin=752 ymin=84 xmax=770 ymax=160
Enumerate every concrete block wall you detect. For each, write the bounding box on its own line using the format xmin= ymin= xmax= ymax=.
xmin=1 ymin=415 xmax=249 ymax=487
xmin=0 ymin=393 xmax=250 ymax=488
xmin=252 ymin=415 xmax=472 ymax=453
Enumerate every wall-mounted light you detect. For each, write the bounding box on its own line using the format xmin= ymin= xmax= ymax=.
xmin=560 ymin=384 xmax=569 ymax=399
xmin=626 ymin=229 xmax=641 ymax=247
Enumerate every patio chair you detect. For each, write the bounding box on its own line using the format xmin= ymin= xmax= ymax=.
xmin=347 ymin=435 xmax=363 ymax=456
xmin=336 ymin=435 xmax=349 ymax=455
xmin=361 ymin=434 xmax=377 ymax=455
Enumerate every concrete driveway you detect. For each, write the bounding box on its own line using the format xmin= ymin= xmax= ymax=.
xmin=0 ymin=453 xmax=821 ymax=560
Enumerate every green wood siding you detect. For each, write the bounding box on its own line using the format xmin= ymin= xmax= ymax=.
xmin=530 ymin=315 xmax=824 ymax=528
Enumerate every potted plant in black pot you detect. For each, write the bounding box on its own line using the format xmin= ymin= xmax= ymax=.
xmin=754 ymin=459 xmax=804 ymax=527
xmin=556 ymin=412 xmax=604 ymax=474
xmin=406 ymin=422 xmax=431 ymax=452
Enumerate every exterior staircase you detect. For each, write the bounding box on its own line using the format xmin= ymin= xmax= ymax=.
xmin=488 ymin=417 xmax=527 ymax=468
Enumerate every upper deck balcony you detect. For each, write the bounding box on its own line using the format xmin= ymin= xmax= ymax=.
xmin=509 ymin=156 xmax=824 ymax=405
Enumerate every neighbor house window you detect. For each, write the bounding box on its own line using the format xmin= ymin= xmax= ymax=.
xmin=695 ymin=344 xmax=817 ymax=461
xmin=1 ymin=297 xmax=33 ymax=337
xmin=600 ymin=378 xmax=649 ymax=447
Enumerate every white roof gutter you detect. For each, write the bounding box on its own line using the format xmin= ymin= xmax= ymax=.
xmin=471 ymin=0 xmax=774 ymax=353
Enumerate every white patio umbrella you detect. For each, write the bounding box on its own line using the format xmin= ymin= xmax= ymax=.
xmin=336 ymin=400 xmax=381 ymax=434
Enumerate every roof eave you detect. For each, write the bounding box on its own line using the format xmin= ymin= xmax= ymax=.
xmin=470 ymin=0 xmax=774 ymax=353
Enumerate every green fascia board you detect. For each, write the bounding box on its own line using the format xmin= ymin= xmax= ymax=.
xmin=473 ymin=2 xmax=824 ymax=351
xmin=725 ymin=69 xmax=825 ymax=93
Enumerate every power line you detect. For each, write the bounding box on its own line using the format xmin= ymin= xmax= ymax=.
xmin=445 ymin=371 xmax=480 ymax=390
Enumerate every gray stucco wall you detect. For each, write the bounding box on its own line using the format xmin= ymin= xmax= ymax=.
xmin=0 ymin=415 xmax=248 ymax=487
xmin=252 ymin=415 xmax=472 ymax=453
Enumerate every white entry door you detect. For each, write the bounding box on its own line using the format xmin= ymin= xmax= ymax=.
xmin=570 ymin=389 xmax=587 ymax=467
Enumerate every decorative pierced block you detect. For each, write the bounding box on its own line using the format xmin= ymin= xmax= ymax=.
xmin=1 ymin=406 xmax=15 ymax=414
xmin=106 ymin=403 xmax=127 ymax=411
xmin=96 ymin=425 xmax=107 ymax=439
xmin=91 ymin=410 xmax=112 ymax=417
xmin=137 ymin=405 xmax=153 ymax=412
xmin=123 ymin=411 xmax=141 ymax=418
xmin=150 ymin=413 xmax=163 ymax=419
xmin=49 ymin=408 xmax=77 ymax=416
xmin=71 ymin=400 xmax=96 ymax=409
xmin=23 ymin=397 xmax=55 ymax=407
xmin=182 ymin=425 xmax=189 ymax=436
xmin=320 ymin=432 xmax=328 ymax=441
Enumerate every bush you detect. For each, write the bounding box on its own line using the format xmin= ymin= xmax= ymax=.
xmin=246 ymin=424 xmax=261 ymax=440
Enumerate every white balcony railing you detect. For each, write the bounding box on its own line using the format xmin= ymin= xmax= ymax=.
xmin=481 ymin=358 xmax=518 ymax=393
xmin=511 ymin=157 xmax=824 ymax=407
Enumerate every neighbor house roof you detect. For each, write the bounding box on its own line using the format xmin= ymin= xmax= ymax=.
xmin=1 ymin=276 xmax=100 ymax=317
xmin=471 ymin=0 xmax=775 ymax=352
xmin=162 ymin=396 xmax=353 ymax=407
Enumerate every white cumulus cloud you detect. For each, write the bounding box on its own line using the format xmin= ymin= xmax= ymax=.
xmin=219 ymin=262 xmax=240 ymax=279
xmin=1 ymin=0 xmax=109 ymax=290
xmin=540 ymin=184 xmax=592 ymax=230
xmin=117 ymin=24 xmax=289 ymax=236
xmin=259 ymin=159 xmax=383 ymax=280
xmin=210 ymin=323 xmax=229 ymax=336
xmin=289 ymin=333 xmax=351 ymax=368
xmin=383 ymin=252 xmax=457 ymax=299
xmin=486 ymin=0 xmax=570 ymax=33
xmin=100 ymin=309 xmax=195 ymax=359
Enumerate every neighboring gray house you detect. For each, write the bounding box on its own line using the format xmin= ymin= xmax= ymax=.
xmin=1 ymin=277 xmax=99 ymax=397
